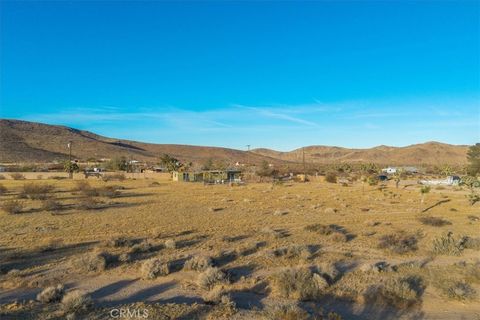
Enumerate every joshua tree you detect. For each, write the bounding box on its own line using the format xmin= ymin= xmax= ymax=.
xmin=160 ymin=154 xmax=183 ymax=172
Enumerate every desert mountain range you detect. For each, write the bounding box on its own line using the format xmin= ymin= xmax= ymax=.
xmin=0 ymin=119 xmax=469 ymax=166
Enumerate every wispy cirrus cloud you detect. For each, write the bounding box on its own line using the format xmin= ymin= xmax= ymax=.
xmin=17 ymin=96 xmax=479 ymax=149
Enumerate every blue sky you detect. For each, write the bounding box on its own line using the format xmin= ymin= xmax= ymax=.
xmin=1 ymin=1 xmax=479 ymax=150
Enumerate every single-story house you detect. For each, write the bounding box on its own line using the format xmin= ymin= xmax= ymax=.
xmin=172 ymin=170 xmax=242 ymax=184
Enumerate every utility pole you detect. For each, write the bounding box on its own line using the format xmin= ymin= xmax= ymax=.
xmin=302 ymin=147 xmax=306 ymax=182
xmin=68 ymin=141 xmax=73 ymax=179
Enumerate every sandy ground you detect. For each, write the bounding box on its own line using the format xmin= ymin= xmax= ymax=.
xmin=0 ymin=176 xmax=479 ymax=319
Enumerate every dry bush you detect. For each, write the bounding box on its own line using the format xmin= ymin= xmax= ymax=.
xmin=197 ymin=267 xmax=229 ymax=290
xmin=418 ymin=216 xmax=451 ymax=227
xmin=331 ymin=233 xmax=348 ymax=242
xmin=184 ymin=255 xmax=213 ymax=271
xmin=260 ymin=227 xmax=284 ymax=238
xmin=270 ymin=267 xmax=329 ymax=301
xmin=0 ymin=184 xmax=7 ymax=195
xmin=430 ymin=271 xmax=477 ymax=301
xmin=164 ymin=239 xmax=176 ymax=249
xmin=263 ymin=302 xmax=310 ymax=320
xmin=432 ymin=233 xmax=465 ymax=256
xmin=77 ymin=197 xmax=101 ymax=210
xmin=42 ymin=199 xmax=62 ymax=212
xmin=272 ymin=245 xmax=312 ymax=260
xmin=141 ymin=258 xmax=170 ymax=279
xmin=203 ymin=285 xmax=229 ymax=304
xmin=102 ymin=173 xmax=126 ymax=182
xmin=20 ymin=183 xmax=54 ymax=200
xmin=378 ymin=232 xmax=418 ymax=254
xmin=61 ymin=290 xmax=93 ymax=314
xmin=305 ymin=224 xmax=348 ymax=242
xmin=37 ymin=284 xmax=65 ymax=303
xmin=304 ymin=224 xmax=335 ymax=235
xmin=70 ymin=251 xmax=108 ymax=273
xmin=364 ymin=276 xmax=423 ymax=309
xmin=74 ymin=181 xmax=92 ymax=192
xmin=325 ymin=172 xmax=337 ymax=183
xmin=1 ymin=200 xmax=24 ymax=214
xmin=444 ymin=282 xmax=476 ymax=300
xmin=104 ymin=236 xmax=134 ymax=248
xmin=97 ymin=185 xmax=122 ymax=198
xmin=118 ymin=253 xmax=132 ymax=263
xmin=10 ymin=173 xmax=25 ymax=180
xmin=463 ymin=236 xmax=480 ymax=250
xmin=129 ymin=241 xmax=152 ymax=254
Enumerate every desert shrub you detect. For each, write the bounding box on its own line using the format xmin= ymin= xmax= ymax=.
xmin=463 ymin=236 xmax=480 ymax=250
xmin=20 ymin=183 xmax=54 ymax=200
xmin=331 ymin=232 xmax=348 ymax=242
xmin=1 ymin=200 xmax=24 ymax=214
xmin=96 ymin=185 xmax=121 ymax=198
xmin=42 ymin=199 xmax=62 ymax=212
xmin=164 ymin=239 xmax=176 ymax=249
xmin=197 ymin=267 xmax=229 ymax=290
xmin=102 ymin=173 xmax=126 ymax=182
xmin=305 ymin=224 xmax=348 ymax=242
xmin=10 ymin=173 xmax=25 ymax=180
xmin=184 ymin=255 xmax=213 ymax=271
xmin=364 ymin=276 xmax=423 ymax=309
xmin=118 ymin=253 xmax=132 ymax=263
xmin=273 ymin=245 xmax=312 ymax=260
xmin=260 ymin=227 xmax=284 ymax=238
xmin=378 ymin=232 xmax=418 ymax=254
xmin=432 ymin=233 xmax=465 ymax=256
xmin=263 ymin=302 xmax=310 ymax=320
xmin=0 ymin=184 xmax=7 ymax=195
xmin=129 ymin=241 xmax=152 ymax=254
xmin=431 ymin=276 xmax=477 ymax=301
xmin=418 ymin=216 xmax=451 ymax=227
xmin=270 ymin=267 xmax=328 ymax=301
xmin=77 ymin=197 xmax=101 ymax=210
xmin=366 ymin=175 xmax=379 ymax=186
xmin=70 ymin=252 xmax=107 ymax=273
xmin=105 ymin=237 xmax=134 ymax=248
xmin=203 ymin=285 xmax=229 ymax=304
xmin=37 ymin=284 xmax=65 ymax=303
xmin=61 ymin=290 xmax=93 ymax=314
xmin=467 ymin=192 xmax=480 ymax=205
xmin=74 ymin=181 xmax=92 ymax=192
xmin=325 ymin=172 xmax=337 ymax=183
xmin=141 ymin=258 xmax=170 ymax=279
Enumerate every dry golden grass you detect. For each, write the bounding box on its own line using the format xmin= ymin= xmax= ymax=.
xmin=0 ymin=177 xmax=479 ymax=319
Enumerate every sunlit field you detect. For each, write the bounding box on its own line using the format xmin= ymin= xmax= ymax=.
xmin=1 ymin=174 xmax=479 ymax=319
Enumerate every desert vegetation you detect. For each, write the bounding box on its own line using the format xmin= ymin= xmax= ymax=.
xmin=0 ymin=172 xmax=479 ymax=319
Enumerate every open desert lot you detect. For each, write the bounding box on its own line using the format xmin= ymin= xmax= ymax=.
xmin=0 ymin=177 xmax=479 ymax=319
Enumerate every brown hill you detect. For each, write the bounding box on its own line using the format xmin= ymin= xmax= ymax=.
xmin=0 ymin=119 xmax=469 ymax=166
xmin=252 ymin=142 xmax=469 ymax=166
xmin=0 ymin=119 xmax=284 ymax=166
